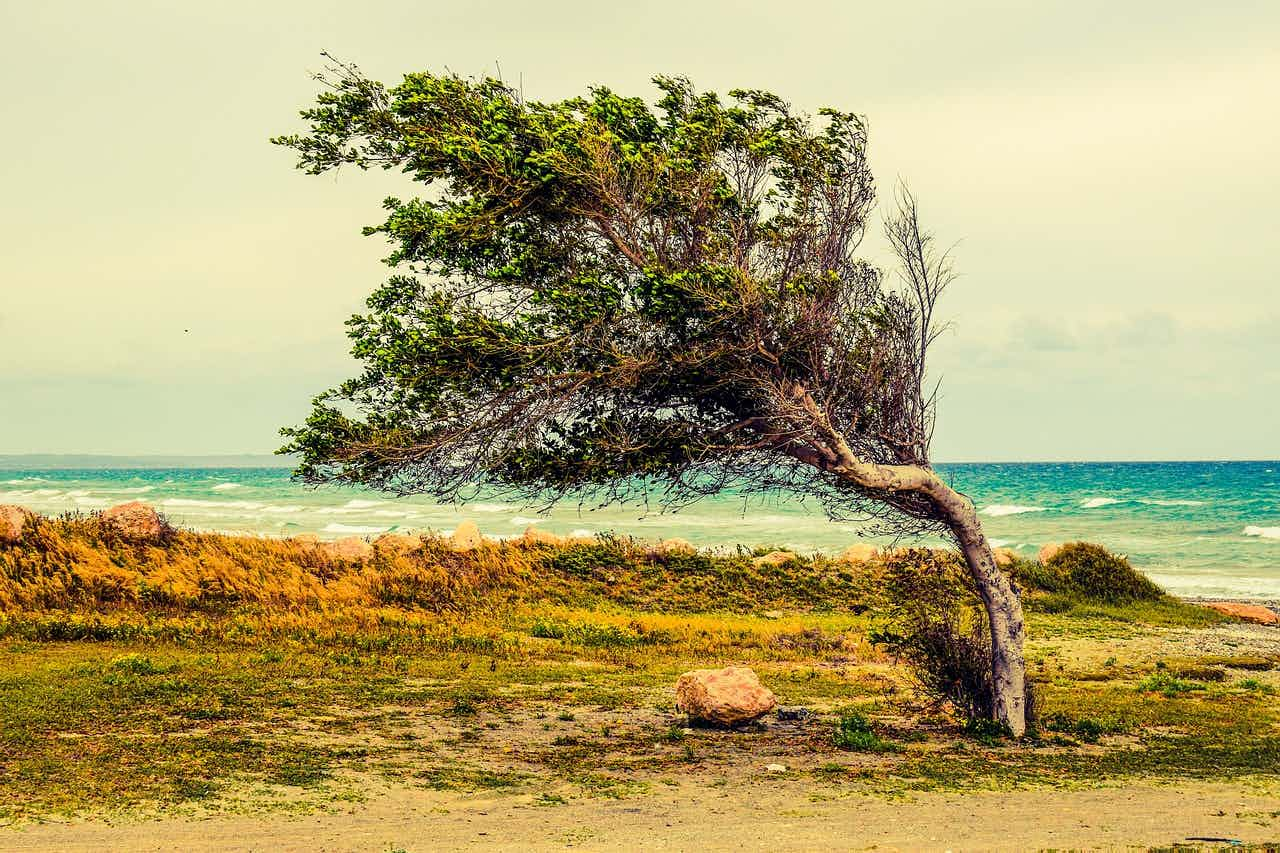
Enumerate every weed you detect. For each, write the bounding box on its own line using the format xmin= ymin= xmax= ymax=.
xmin=833 ymin=711 xmax=900 ymax=753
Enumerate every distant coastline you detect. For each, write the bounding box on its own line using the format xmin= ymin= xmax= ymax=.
xmin=0 ymin=454 xmax=298 ymax=470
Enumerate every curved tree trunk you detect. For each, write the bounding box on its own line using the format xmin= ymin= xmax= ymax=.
xmin=933 ymin=485 xmax=1028 ymax=736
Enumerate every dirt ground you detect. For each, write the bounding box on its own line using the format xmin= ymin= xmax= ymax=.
xmin=6 ymin=778 xmax=1279 ymax=852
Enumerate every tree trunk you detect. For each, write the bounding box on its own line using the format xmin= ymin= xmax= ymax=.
xmin=935 ymin=486 xmax=1028 ymax=736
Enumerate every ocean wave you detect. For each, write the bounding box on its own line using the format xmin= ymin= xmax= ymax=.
xmin=570 ymin=529 xmax=594 ymax=539
xmin=261 ymin=505 xmax=303 ymax=514
xmin=979 ymin=504 xmax=1046 ymax=517
xmin=1080 ymin=497 xmax=1123 ymax=509
xmin=322 ymin=523 xmax=392 ymax=535
xmin=989 ymin=539 xmax=1011 ymax=548
xmin=466 ymin=503 xmax=510 ymax=513
xmin=1243 ymin=525 xmax=1280 ymax=540
xmin=1139 ymin=498 xmax=1205 ymax=507
xmin=3 ymin=477 xmax=48 ymax=484
xmin=342 ymin=499 xmax=383 ymax=509
xmin=0 ymin=488 xmax=63 ymax=499
xmin=211 ymin=483 xmax=241 ymax=491
xmin=373 ymin=509 xmax=414 ymax=518
xmin=161 ymin=498 xmax=265 ymax=510
xmin=511 ymin=516 xmax=542 ymax=526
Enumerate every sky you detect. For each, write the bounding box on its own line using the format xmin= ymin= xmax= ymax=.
xmin=1 ymin=1 xmax=1277 ymax=461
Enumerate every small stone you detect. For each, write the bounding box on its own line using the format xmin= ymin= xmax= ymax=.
xmin=992 ymin=547 xmax=1018 ymax=567
xmin=762 ymin=610 xmax=783 ymax=620
xmin=675 ymin=665 xmax=777 ymax=727
xmin=0 ymin=505 xmax=35 ymax=544
xmin=775 ymin=706 xmax=813 ymax=723
xmin=765 ymin=763 xmax=787 ymax=773
xmin=752 ymin=550 xmax=796 ymax=568
xmin=522 ymin=525 xmax=563 ymax=546
xmin=653 ymin=538 xmax=696 ymax=555
xmin=101 ymin=501 xmax=165 ymax=540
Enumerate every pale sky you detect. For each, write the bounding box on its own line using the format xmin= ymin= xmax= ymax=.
xmin=2 ymin=1 xmax=1277 ymax=461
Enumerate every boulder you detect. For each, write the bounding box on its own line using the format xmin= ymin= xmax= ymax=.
xmin=101 ymin=501 xmax=165 ymax=540
xmin=325 ymin=537 xmax=375 ymax=560
xmin=1201 ymin=602 xmax=1279 ymax=626
xmin=292 ymin=533 xmax=321 ymax=547
xmin=1038 ymin=542 xmax=1064 ymax=563
xmin=375 ymin=532 xmax=422 ymax=555
xmin=0 ymin=505 xmax=35 ymax=544
xmin=992 ymin=547 xmax=1019 ymax=567
xmin=653 ymin=538 xmax=696 ymax=555
xmin=675 ymin=665 xmax=777 ymax=727
xmin=752 ymin=550 xmax=797 ymax=568
xmin=450 ymin=520 xmax=485 ymax=550
xmin=838 ymin=543 xmax=879 ymax=564
xmin=522 ymin=525 xmax=564 ymax=546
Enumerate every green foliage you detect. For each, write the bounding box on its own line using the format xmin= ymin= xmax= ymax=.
xmin=871 ymin=549 xmax=998 ymax=725
xmin=1023 ymin=543 xmax=1163 ymax=603
xmin=833 ymin=710 xmax=899 ymax=752
xmin=1137 ymin=671 xmax=1203 ymax=697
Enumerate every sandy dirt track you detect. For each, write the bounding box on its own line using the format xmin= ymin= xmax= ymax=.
xmin=5 ymin=779 xmax=1278 ymax=852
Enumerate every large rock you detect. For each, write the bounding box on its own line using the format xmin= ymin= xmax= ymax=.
xmin=375 ymin=532 xmax=422 ymax=555
xmin=839 ymin=543 xmax=879 ymax=564
xmin=450 ymin=520 xmax=485 ymax=550
xmin=653 ymin=537 xmax=696 ymax=555
xmin=676 ymin=665 xmax=777 ymax=727
xmin=101 ymin=501 xmax=165 ymax=540
xmin=992 ymin=547 xmax=1019 ymax=567
xmin=522 ymin=525 xmax=564 ymax=546
xmin=0 ymin=505 xmax=35 ymax=544
xmin=752 ymin=550 xmax=797 ymax=568
xmin=325 ymin=537 xmax=375 ymax=560
xmin=1201 ymin=602 xmax=1279 ymax=626
xmin=1038 ymin=542 xmax=1064 ymax=563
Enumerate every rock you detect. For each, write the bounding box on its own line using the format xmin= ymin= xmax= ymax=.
xmin=292 ymin=533 xmax=320 ymax=547
xmin=101 ymin=501 xmax=165 ymax=540
xmin=0 ymin=505 xmax=35 ymax=544
xmin=1201 ymin=602 xmax=1279 ymax=626
xmin=675 ymin=665 xmax=777 ymax=727
xmin=764 ymin=763 xmax=788 ymax=773
xmin=762 ymin=610 xmax=784 ymax=620
xmin=450 ymin=520 xmax=485 ymax=550
xmin=993 ymin=547 xmax=1019 ymax=567
xmin=522 ymin=525 xmax=564 ymax=546
xmin=775 ymin=706 xmax=813 ymax=723
xmin=752 ymin=550 xmax=797 ymax=568
xmin=653 ymin=538 xmax=696 ymax=555
xmin=1038 ymin=542 xmax=1064 ymax=563
xmin=839 ymin=543 xmax=879 ymax=564
xmin=375 ymin=532 xmax=422 ymax=555
xmin=325 ymin=537 xmax=375 ymax=560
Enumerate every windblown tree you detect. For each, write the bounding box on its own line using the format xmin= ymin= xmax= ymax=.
xmin=273 ymin=59 xmax=1028 ymax=734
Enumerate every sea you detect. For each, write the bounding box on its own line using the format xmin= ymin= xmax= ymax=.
xmin=2 ymin=460 xmax=1277 ymax=601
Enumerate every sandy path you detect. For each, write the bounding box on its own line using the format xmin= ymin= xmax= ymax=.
xmin=6 ymin=779 xmax=1278 ymax=852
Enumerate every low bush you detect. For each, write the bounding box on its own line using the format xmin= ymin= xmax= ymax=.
xmin=832 ymin=711 xmax=899 ymax=752
xmin=1023 ymin=543 xmax=1163 ymax=603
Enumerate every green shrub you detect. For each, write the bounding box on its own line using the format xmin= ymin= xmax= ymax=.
xmin=833 ymin=711 xmax=899 ymax=752
xmin=1025 ymin=543 xmax=1163 ymax=603
xmin=1137 ymin=671 xmax=1202 ymax=697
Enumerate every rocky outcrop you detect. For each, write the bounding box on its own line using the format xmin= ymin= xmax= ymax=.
xmin=325 ymin=537 xmax=375 ymax=560
xmin=653 ymin=538 xmax=696 ymax=555
xmin=522 ymin=525 xmax=564 ymax=546
xmin=450 ymin=520 xmax=485 ymax=550
xmin=752 ymin=550 xmax=797 ymax=568
xmin=993 ymin=547 xmax=1019 ymax=567
xmin=0 ymin=505 xmax=35 ymax=544
xmin=375 ymin=532 xmax=422 ymax=555
xmin=675 ymin=665 xmax=777 ymax=727
xmin=1038 ymin=542 xmax=1064 ymax=563
xmin=839 ymin=543 xmax=879 ymax=564
xmin=1201 ymin=602 xmax=1279 ymax=626
xmin=101 ymin=501 xmax=165 ymax=540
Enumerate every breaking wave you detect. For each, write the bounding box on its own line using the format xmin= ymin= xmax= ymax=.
xmin=322 ymin=523 xmax=392 ymax=535
xmin=1080 ymin=497 xmax=1123 ymax=509
xmin=980 ymin=505 xmax=1046 ymax=517
xmin=1243 ymin=526 xmax=1280 ymax=540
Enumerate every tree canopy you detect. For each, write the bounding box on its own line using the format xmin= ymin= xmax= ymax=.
xmin=273 ymin=59 xmax=953 ymax=531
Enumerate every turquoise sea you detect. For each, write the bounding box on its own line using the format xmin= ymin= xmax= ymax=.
xmin=2 ymin=461 xmax=1278 ymax=600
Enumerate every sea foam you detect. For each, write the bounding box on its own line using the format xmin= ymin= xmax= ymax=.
xmin=980 ymin=505 xmax=1046 ymax=517
xmin=1080 ymin=497 xmax=1122 ymax=509
xmin=322 ymin=523 xmax=391 ymax=535
xmin=211 ymin=483 xmax=241 ymax=491
xmin=1243 ymin=526 xmax=1280 ymax=540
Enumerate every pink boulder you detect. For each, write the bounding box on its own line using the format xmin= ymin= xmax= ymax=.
xmin=1201 ymin=602 xmax=1279 ymax=626
xmin=0 ymin=505 xmax=36 ymax=544
xmin=676 ymin=665 xmax=777 ymax=727
xmin=101 ymin=501 xmax=165 ymax=540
